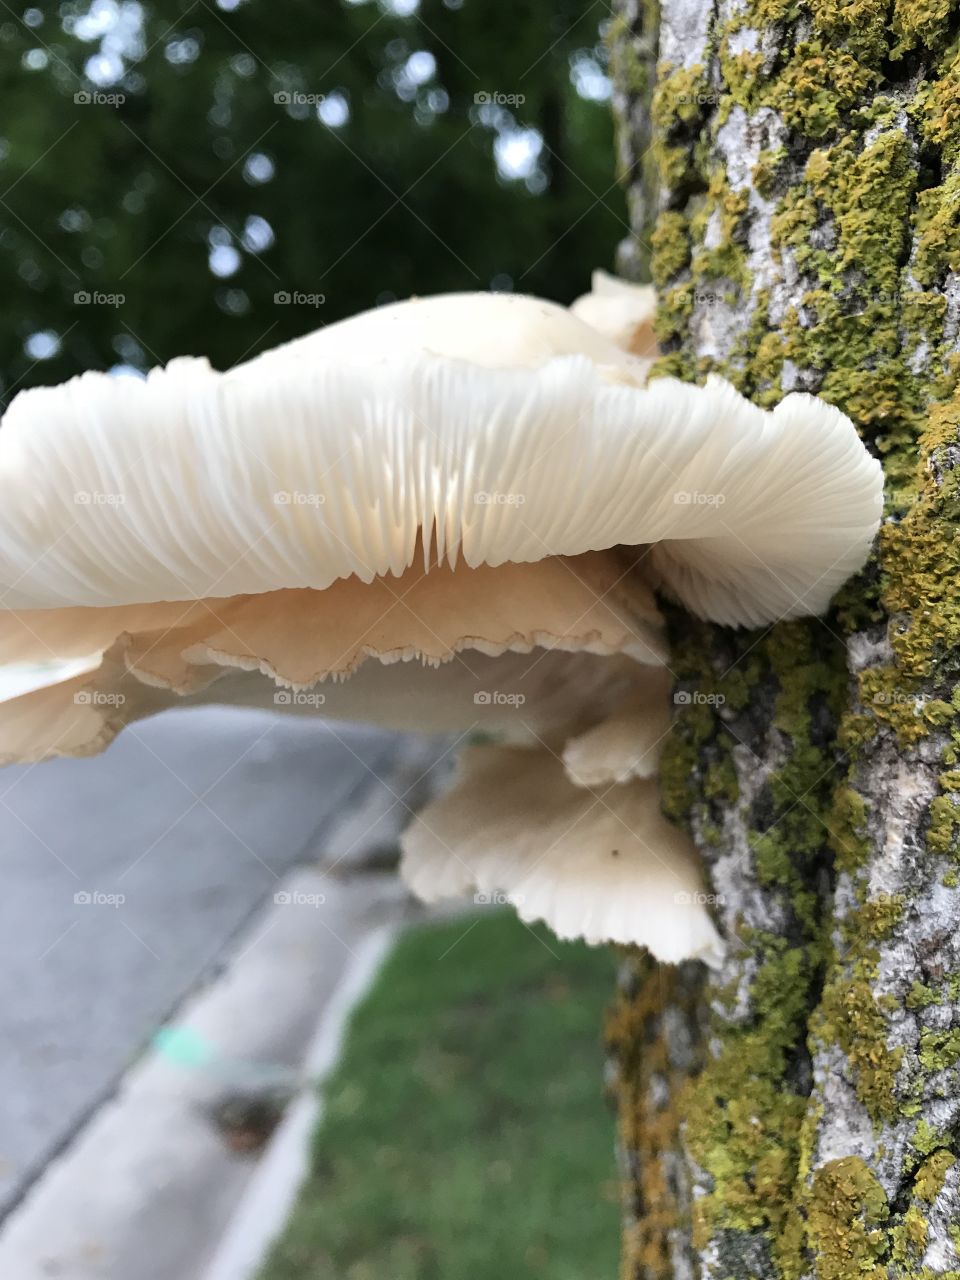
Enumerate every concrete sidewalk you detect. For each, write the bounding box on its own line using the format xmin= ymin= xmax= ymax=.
xmin=0 ymin=706 xmax=406 ymax=1218
xmin=0 ymin=866 xmax=415 ymax=1280
xmin=0 ymin=725 xmax=451 ymax=1279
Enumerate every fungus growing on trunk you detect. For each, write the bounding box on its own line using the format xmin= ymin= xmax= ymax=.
xmin=570 ymin=268 xmax=658 ymax=357
xmin=0 ymin=287 xmax=883 ymax=966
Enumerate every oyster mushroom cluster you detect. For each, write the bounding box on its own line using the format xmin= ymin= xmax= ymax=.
xmin=0 ymin=275 xmax=883 ymax=967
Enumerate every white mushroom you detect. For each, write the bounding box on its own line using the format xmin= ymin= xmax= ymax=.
xmin=0 ymin=284 xmax=883 ymax=964
xmin=570 ymin=268 xmax=658 ymax=357
xmin=0 ymin=550 xmax=666 ymax=759
xmin=0 ymin=293 xmax=879 ymax=624
xmin=401 ymin=745 xmax=724 ymax=967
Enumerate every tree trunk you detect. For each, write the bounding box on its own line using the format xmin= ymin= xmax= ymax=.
xmin=606 ymin=2 xmax=960 ymax=1276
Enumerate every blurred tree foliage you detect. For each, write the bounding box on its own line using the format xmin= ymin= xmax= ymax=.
xmin=0 ymin=0 xmax=624 ymax=396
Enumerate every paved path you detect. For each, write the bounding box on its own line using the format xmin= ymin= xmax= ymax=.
xmin=0 ymin=706 xmax=406 ymax=1217
xmin=0 ymin=869 xmax=412 ymax=1280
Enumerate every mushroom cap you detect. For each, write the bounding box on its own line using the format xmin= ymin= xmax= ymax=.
xmin=569 ymin=269 xmax=658 ymax=356
xmin=561 ymin=695 xmax=672 ymax=787
xmin=400 ymin=743 xmax=725 ymax=967
xmin=247 ymin=288 xmax=634 ymax=371
xmin=0 ymin=291 xmax=881 ymax=625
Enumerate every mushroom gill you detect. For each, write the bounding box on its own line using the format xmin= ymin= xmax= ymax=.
xmin=0 ymin=285 xmax=884 ymax=965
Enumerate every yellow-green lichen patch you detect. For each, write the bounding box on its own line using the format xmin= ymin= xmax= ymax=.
xmin=683 ymin=934 xmax=812 ymax=1253
xmin=775 ymin=44 xmax=878 ymax=138
xmin=912 ymin=1118 xmax=945 ymax=1159
xmin=804 ymin=1156 xmax=889 ymax=1279
xmin=913 ymin=171 xmax=960 ymax=287
xmin=809 ymin=882 xmax=908 ymax=1130
xmin=813 ymin=961 xmax=905 ymax=1124
xmin=617 ymin=0 xmax=960 ymax=1270
xmin=890 ymin=1204 xmax=931 ymax=1270
xmin=856 ymin=670 xmax=954 ymax=749
xmin=651 ymin=63 xmax=712 ymax=133
xmin=659 ymin=620 xmax=848 ymax=1256
xmin=917 ymin=50 xmax=960 ymax=167
xmin=717 ymin=45 xmax=766 ymax=115
xmin=688 ymin=167 xmax=750 ymax=285
xmin=649 ymin=209 xmax=691 ymax=288
xmin=891 ymin=0 xmax=956 ymax=58
xmin=606 ymin=957 xmax=705 ymax=1280
xmin=882 ymin=395 xmax=960 ymax=694
xmin=906 ymin=981 xmax=939 ymax=1011
xmin=752 ymin=147 xmax=787 ymax=199
xmin=915 ymin=1149 xmax=958 ymax=1202
xmin=648 ymin=101 xmax=752 ymax=378
xmin=827 ymin=787 xmax=872 ymax=876
xmin=889 ymin=1150 xmax=960 ymax=1270
xmin=718 ymin=0 xmax=889 ymax=134
xmin=650 ymin=62 xmax=714 ymax=192
xmin=809 ymin=0 xmax=890 ymax=64
xmin=848 ymin=894 xmax=905 ymax=943
xmin=918 ymin=1027 xmax=960 ymax=1073
xmin=762 ymin=124 xmax=925 ymax=490
xmin=736 ymin=290 xmax=785 ymax=405
xmin=927 ymin=793 xmax=960 ymax=857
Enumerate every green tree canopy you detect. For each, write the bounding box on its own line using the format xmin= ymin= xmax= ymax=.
xmin=0 ymin=0 xmax=624 ymax=396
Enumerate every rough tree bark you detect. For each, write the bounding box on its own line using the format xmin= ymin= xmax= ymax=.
xmin=606 ymin=2 xmax=960 ymax=1277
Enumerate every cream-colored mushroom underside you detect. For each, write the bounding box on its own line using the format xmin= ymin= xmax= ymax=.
xmin=0 ymin=548 xmax=666 ymax=762
xmin=0 ymin=545 xmax=728 ymax=966
xmin=403 ymin=745 xmax=724 ymax=965
xmin=0 ymin=544 xmax=726 ymax=967
xmin=0 ymin=288 xmax=749 ymax=966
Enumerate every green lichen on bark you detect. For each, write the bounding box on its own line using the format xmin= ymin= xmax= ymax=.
xmin=609 ymin=0 xmax=960 ymax=1275
xmin=607 ymin=957 xmax=707 ymax=1279
xmin=656 ymin=616 xmax=849 ymax=1273
xmin=803 ymin=1157 xmax=889 ymax=1279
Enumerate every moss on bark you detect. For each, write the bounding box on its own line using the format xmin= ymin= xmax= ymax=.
xmin=609 ymin=0 xmax=960 ymax=1274
xmin=607 ymin=958 xmax=707 ymax=1278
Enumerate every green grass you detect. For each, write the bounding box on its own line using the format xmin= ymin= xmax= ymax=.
xmin=258 ymin=909 xmax=620 ymax=1280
